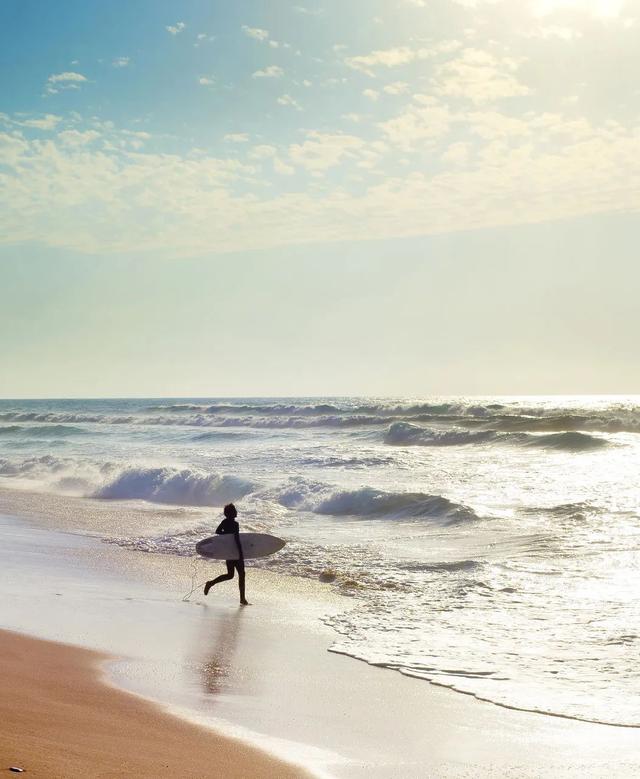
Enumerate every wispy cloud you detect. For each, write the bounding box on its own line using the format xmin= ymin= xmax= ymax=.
xmin=249 ymin=144 xmax=277 ymax=159
xmin=363 ymin=88 xmax=379 ymax=101
xmin=379 ymin=95 xmax=452 ymax=150
xmin=17 ymin=114 xmax=62 ymax=130
xmin=57 ymin=129 xmax=101 ymax=146
xmin=198 ymin=75 xmax=215 ymax=86
xmin=345 ymin=41 xmax=461 ymax=76
xmin=293 ymin=5 xmax=324 ymax=15
xmin=432 ymin=49 xmax=530 ymax=103
xmin=224 ymin=133 xmax=250 ymax=143
xmin=288 ymin=131 xmax=365 ymax=173
xmin=166 ymin=22 xmax=186 ymax=35
xmin=252 ymin=65 xmax=284 ymax=78
xmin=346 ymin=47 xmax=418 ymax=75
xmin=48 ymin=71 xmax=87 ymax=84
xmin=242 ymin=25 xmax=270 ymax=41
xmin=2 ymin=108 xmax=640 ymax=257
xmin=112 ymin=57 xmax=130 ymax=68
xmin=45 ymin=71 xmax=87 ymax=95
xmin=383 ymin=81 xmax=410 ymax=95
xmin=277 ymin=94 xmax=302 ymax=110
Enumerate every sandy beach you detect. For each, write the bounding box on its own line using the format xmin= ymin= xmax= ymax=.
xmin=0 ymin=629 xmax=303 ymax=779
xmin=2 ymin=501 xmax=640 ymax=778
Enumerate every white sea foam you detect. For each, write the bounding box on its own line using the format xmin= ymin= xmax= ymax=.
xmin=1 ymin=395 xmax=640 ymax=726
xmin=93 ymin=467 xmax=255 ymax=506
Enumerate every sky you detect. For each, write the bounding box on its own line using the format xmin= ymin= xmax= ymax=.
xmin=1 ymin=0 xmax=639 ymax=397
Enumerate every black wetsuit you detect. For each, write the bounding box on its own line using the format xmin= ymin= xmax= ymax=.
xmin=206 ymin=517 xmax=245 ymax=600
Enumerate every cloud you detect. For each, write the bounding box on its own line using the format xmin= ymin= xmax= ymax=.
xmin=249 ymin=145 xmax=277 ymax=159
xmin=288 ymin=131 xmax=365 ymax=172
xmin=57 ymin=129 xmax=101 ymax=146
xmin=166 ymin=22 xmax=186 ymax=35
xmin=112 ymin=57 xmax=130 ymax=68
xmin=293 ymin=5 xmax=324 ymax=15
xmin=383 ymin=81 xmax=410 ymax=95
xmin=379 ymin=95 xmax=452 ymax=150
xmin=48 ymin=72 xmax=87 ymax=84
xmin=442 ymin=142 xmax=470 ymax=166
xmin=362 ymin=88 xmax=380 ymax=101
xmin=0 ymin=132 xmax=29 ymax=166
xmin=224 ymin=133 xmax=250 ymax=143
xmin=345 ymin=41 xmax=461 ymax=76
xmin=346 ymin=46 xmax=419 ymax=75
xmin=194 ymin=33 xmax=215 ymax=48
xmin=17 ymin=114 xmax=62 ymax=130
xmin=242 ymin=25 xmax=269 ymax=41
xmin=252 ymin=65 xmax=285 ymax=78
xmin=2 ymin=110 xmax=640 ymax=257
xmin=198 ymin=76 xmax=215 ymax=86
xmin=277 ymin=94 xmax=302 ymax=110
xmin=45 ymin=71 xmax=87 ymax=95
xmin=432 ymin=49 xmax=530 ymax=103
xmin=273 ymin=156 xmax=295 ymax=175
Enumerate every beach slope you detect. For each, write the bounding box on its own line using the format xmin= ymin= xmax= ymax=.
xmin=0 ymin=628 xmax=303 ymax=779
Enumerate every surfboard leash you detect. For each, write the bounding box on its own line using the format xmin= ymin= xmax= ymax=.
xmin=181 ymin=556 xmax=208 ymax=602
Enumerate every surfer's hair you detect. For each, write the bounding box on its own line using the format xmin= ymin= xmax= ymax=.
xmin=223 ymin=503 xmax=237 ymax=519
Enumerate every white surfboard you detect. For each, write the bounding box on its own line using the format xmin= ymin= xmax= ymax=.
xmin=196 ymin=532 xmax=285 ymax=560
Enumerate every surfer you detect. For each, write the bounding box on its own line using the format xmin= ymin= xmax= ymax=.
xmin=203 ymin=503 xmax=249 ymax=605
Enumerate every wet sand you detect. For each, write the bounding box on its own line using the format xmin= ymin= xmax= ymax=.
xmin=0 ymin=628 xmax=305 ymax=779
xmin=2 ymin=504 xmax=640 ymax=778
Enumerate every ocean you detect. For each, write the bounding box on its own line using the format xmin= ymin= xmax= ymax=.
xmin=0 ymin=395 xmax=638 ymax=727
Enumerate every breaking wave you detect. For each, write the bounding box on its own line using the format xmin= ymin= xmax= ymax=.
xmin=488 ymin=414 xmax=640 ymax=434
xmin=93 ymin=467 xmax=255 ymax=507
xmin=0 ymin=454 xmax=73 ymax=476
xmin=2 ymin=398 xmax=637 ymax=436
xmin=384 ymin=422 xmax=501 ymax=447
xmin=191 ymin=431 xmax=252 ymax=441
xmin=277 ymin=480 xmax=478 ymax=522
xmin=384 ymin=422 xmax=608 ymax=450
xmin=527 ymin=431 xmax=608 ymax=451
xmin=0 ymin=411 xmax=133 ymax=425
xmin=0 ymin=424 xmax=91 ymax=438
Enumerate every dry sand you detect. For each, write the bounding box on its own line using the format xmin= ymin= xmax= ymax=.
xmin=0 ymin=628 xmax=305 ymax=779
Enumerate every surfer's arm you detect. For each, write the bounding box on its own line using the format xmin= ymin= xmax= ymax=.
xmin=215 ymin=521 xmax=225 ymax=535
xmin=234 ymin=531 xmax=244 ymax=561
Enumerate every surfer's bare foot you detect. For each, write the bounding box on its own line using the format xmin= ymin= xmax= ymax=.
xmin=240 ymin=599 xmax=250 ymax=605
xmin=204 ymin=581 xmax=213 ymax=596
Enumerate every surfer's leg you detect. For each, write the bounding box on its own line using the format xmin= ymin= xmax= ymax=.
xmin=237 ymin=561 xmax=248 ymax=604
xmin=204 ymin=561 xmax=235 ymax=595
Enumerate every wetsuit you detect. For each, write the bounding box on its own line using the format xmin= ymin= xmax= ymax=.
xmin=206 ymin=517 xmax=245 ymax=601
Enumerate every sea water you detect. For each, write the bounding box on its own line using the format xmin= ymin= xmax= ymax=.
xmin=0 ymin=396 xmax=638 ymax=726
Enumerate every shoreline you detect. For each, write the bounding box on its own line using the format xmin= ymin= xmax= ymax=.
xmin=3 ymin=502 xmax=640 ymax=777
xmin=0 ymin=628 xmax=306 ymax=779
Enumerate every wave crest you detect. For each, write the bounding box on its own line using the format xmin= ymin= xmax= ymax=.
xmin=93 ymin=467 xmax=255 ymax=507
xmin=277 ymin=480 xmax=478 ymax=522
xmin=384 ymin=422 xmax=499 ymax=447
xmin=527 ymin=432 xmax=608 ymax=451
